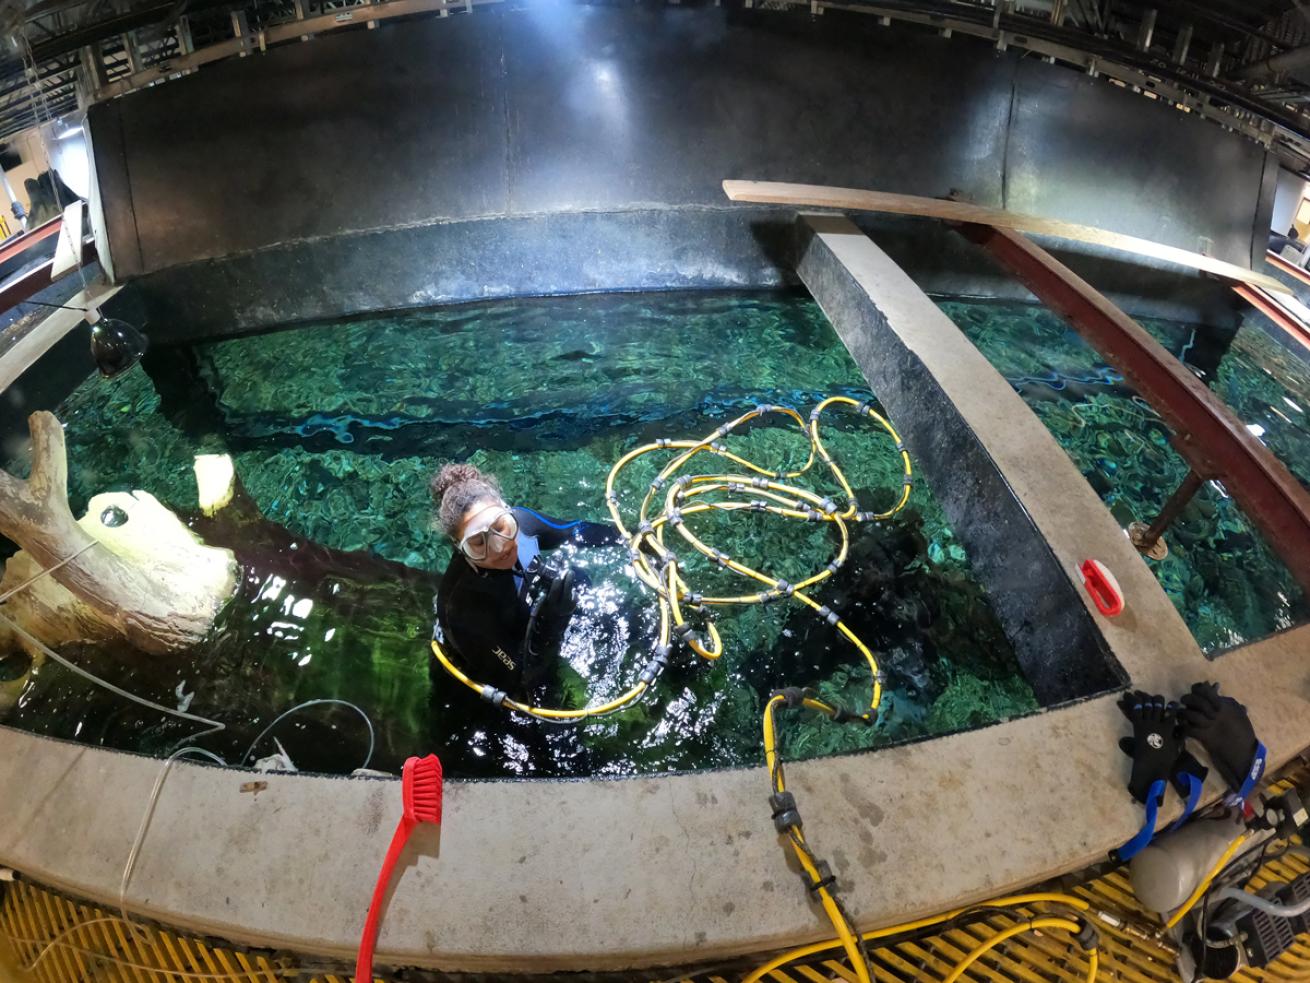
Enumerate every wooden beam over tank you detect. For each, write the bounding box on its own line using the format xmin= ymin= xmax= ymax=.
xmin=956 ymin=222 xmax=1310 ymax=594
xmin=721 ymin=180 xmax=1290 ymax=295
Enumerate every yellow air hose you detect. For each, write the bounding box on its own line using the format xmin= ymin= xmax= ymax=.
xmin=424 ymin=395 xmax=1107 ymax=982
xmin=1162 ymin=832 xmax=1249 ymax=930
xmin=430 ymin=395 xmax=912 ymax=722
xmin=941 ymin=917 xmax=1096 ymax=983
xmin=425 ymin=395 xmax=1109 ymax=983
xmin=741 ymin=890 xmax=1104 ymax=983
xmin=755 ymin=685 xmax=1104 ymax=983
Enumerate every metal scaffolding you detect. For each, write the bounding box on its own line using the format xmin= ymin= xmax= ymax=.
xmin=5 ymin=0 xmax=1310 ymax=165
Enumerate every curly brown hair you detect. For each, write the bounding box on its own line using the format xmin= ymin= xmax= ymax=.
xmin=430 ymin=462 xmax=503 ymax=540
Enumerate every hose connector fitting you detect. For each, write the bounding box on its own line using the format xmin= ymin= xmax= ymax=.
xmin=639 ymin=646 xmax=671 ymax=684
xmin=769 ymin=791 xmax=803 ymax=834
xmin=806 ymin=860 xmax=838 ymax=896
xmin=1074 ymin=921 xmax=1100 ymax=951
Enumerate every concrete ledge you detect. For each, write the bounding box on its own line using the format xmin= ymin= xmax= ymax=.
xmin=796 ymin=215 xmax=1121 ymax=704
xmin=2 ymin=613 xmax=1306 ymax=972
xmin=0 ymin=282 xmax=120 ymax=394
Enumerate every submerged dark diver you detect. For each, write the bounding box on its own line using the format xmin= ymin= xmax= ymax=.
xmin=429 ymin=462 xmax=620 ymax=697
xmin=771 ymin=510 xmax=939 ymax=698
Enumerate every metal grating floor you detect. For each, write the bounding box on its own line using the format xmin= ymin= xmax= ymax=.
xmin=4 ymin=773 xmax=1310 ymax=981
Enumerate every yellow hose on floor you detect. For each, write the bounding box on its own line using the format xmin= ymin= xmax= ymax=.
xmin=756 ymin=685 xmax=1105 ymax=983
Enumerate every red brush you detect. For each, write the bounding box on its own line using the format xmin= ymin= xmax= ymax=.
xmin=355 ymin=754 xmax=443 ymax=982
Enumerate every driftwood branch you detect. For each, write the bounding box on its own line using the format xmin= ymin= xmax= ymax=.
xmin=0 ymin=411 xmax=237 ymax=656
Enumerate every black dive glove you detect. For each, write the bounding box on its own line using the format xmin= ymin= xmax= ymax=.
xmin=1180 ymin=682 xmax=1262 ymax=795
xmin=1118 ymin=691 xmax=1185 ymax=804
xmin=524 ymin=564 xmax=577 ymax=660
xmin=1113 ymin=691 xmax=1209 ymax=862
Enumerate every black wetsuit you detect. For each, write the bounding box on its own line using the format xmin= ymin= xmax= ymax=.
xmin=433 ymin=507 xmax=620 ymax=694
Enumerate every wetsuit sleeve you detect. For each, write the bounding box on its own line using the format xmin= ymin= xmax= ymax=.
xmin=515 ymin=506 xmax=623 ymax=549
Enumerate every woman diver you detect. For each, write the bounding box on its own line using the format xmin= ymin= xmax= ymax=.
xmin=429 ymin=463 xmax=620 ymax=697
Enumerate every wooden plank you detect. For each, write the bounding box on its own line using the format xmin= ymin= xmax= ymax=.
xmin=1266 ymin=249 xmax=1310 ymax=288
xmin=1234 ymin=283 xmax=1310 ymax=352
xmin=50 ymin=201 xmax=84 ymax=280
xmin=721 ymin=180 xmax=1290 ymax=295
xmin=959 ymin=221 xmax=1310 ymax=593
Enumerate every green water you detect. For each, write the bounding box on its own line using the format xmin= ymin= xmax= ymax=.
xmin=942 ymin=299 xmax=1310 ymax=652
xmin=1 ymin=291 xmax=1036 ymax=777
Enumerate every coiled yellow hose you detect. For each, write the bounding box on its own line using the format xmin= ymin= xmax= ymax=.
xmin=431 ymin=395 xmax=912 ymax=723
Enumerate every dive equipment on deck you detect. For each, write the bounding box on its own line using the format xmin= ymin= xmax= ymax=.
xmin=1181 ymin=681 xmax=1267 ymax=802
xmin=1113 ymin=691 xmax=1207 ymax=862
xmin=1129 ymin=812 xmax=1251 ymax=914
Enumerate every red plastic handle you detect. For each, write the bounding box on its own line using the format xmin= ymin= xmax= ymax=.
xmin=355 ymin=817 xmax=414 ymax=983
xmin=1080 ymin=559 xmax=1123 ymax=617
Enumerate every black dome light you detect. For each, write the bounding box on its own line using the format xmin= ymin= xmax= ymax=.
xmin=87 ymin=311 xmax=148 ymax=378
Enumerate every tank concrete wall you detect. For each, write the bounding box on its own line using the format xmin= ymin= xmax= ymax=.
xmin=88 ymin=4 xmax=1270 ymax=338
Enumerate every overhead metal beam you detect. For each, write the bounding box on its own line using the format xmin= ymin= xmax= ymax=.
xmin=9 ymin=0 xmax=1310 ymax=161
xmin=1234 ymin=42 xmax=1310 ymax=81
xmin=1205 ymin=41 xmax=1224 ymax=77
xmin=957 ymin=222 xmax=1310 ymax=594
xmin=1140 ymin=0 xmax=1293 ymax=52
xmin=88 ymin=0 xmax=503 ymax=101
xmin=0 ymin=96 xmax=76 ymax=141
xmin=1171 ymin=22 xmax=1191 ymax=64
xmin=28 ymin=0 xmax=242 ymax=65
xmin=1135 ymin=7 xmax=1156 ymax=51
xmin=806 ymin=0 xmax=1310 ymax=156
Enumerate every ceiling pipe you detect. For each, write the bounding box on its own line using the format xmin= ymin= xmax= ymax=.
xmin=1234 ymin=44 xmax=1310 ymax=82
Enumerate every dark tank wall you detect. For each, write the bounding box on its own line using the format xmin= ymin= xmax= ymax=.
xmin=89 ymin=3 xmax=1272 ymax=339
